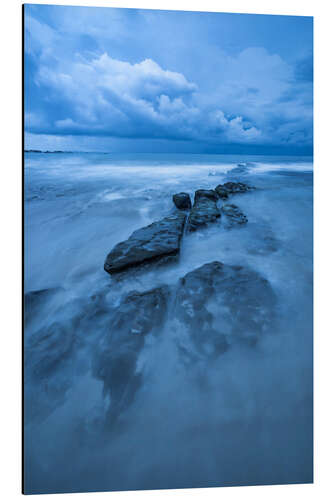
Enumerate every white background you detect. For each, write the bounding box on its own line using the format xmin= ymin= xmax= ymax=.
xmin=0 ymin=0 xmax=332 ymax=498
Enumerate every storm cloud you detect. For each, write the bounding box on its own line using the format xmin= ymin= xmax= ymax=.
xmin=24 ymin=5 xmax=313 ymax=153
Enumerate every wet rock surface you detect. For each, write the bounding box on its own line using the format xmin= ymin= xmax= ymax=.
xmin=221 ymin=181 xmax=253 ymax=194
xmin=174 ymin=261 xmax=275 ymax=359
xmin=24 ymin=319 xmax=78 ymax=423
xmin=24 ymin=259 xmax=276 ymax=423
xmin=195 ymin=189 xmax=219 ymax=202
xmin=92 ymin=286 xmax=169 ymax=419
xmin=24 ymin=287 xmax=62 ymax=326
xmin=215 ymin=181 xmax=253 ymax=198
xmin=173 ymin=192 xmax=192 ymax=210
xmin=104 ymin=181 xmax=255 ymax=274
xmin=222 ymin=204 xmax=248 ymax=227
xmin=94 ymin=261 xmax=275 ymax=417
xmin=25 ymin=322 xmax=76 ymax=380
xmin=27 ymin=177 xmax=265 ymax=423
xmin=215 ymin=185 xmax=229 ymax=199
xmin=104 ymin=212 xmax=186 ymax=274
xmin=187 ymin=189 xmax=220 ymax=232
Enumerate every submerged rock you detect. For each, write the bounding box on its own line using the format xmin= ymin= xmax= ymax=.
xmin=24 ymin=287 xmax=62 ymax=326
xmin=25 ymin=322 xmax=76 ymax=379
xmin=187 ymin=189 xmax=220 ymax=232
xmin=24 ymin=316 xmax=82 ymax=424
xmin=246 ymin=224 xmax=279 ymax=255
xmin=174 ymin=261 xmax=275 ymax=359
xmin=93 ymin=286 xmax=169 ymax=419
xmin=222 ymin=204 xmax=248 ymax=226
xmin=173 ymin=192 xmax=192 ymax=210
xmin=92 ymin=261 xmax=275 ymax=420
xmin=104 ymin=212 xmax=187 ymax=274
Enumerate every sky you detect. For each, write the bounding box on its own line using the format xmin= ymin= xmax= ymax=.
xmin=24 ymin=4 xmax=313 ymax=154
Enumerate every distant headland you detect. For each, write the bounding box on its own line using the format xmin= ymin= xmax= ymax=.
xmin=24 ymin=149 xmax=72 ymax=154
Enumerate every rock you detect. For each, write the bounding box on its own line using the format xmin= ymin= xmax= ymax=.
xmin=173 ymin=192 xmax=192 ymax=210
xmin=194 ymin=189 xmax=219 ymax=202
xmin=174 ymin=261 xmax=275 ymax=358
xmin=108 ymin=286 xmax=169 ymax=337
xmin=187 ymin=189 xmax=220 ymax=232
xmin=93 ymin=262 xmax=275 ymax=419
xmin=25 ymin=322 xmax=75 ymax=379
xmin=104 ymin=212 xmax=187 ymax=274
xmin=215 ymin=185 xmax=229 ymax=200
xmin=222 ymin=204 xmax=248 ymax=226
xmin=24 ymin=287 xmax=62 ymax=326
xmin=93 ymin=286 xmax=169 ymax=419
xmin=24 ymin=319 xmax=78 ymax=423
xmin=216 ymin=181 xmax=253 ymax=196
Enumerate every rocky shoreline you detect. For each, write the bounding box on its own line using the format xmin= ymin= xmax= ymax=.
xmin=104 ymin=212 xmax=187 ymax=274
xmin=25 ymin=178 xmax=279 ymax=422
xmin=104 ymin=181 xmax=254 ymax=275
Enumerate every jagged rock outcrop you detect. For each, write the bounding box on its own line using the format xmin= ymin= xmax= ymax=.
xmin=173 ymin=192 xmax=192 ymax=210
xmin=104 ymin=212 xmax=186 ymax=274
xmin=187 ymin=189 xmax=220 ymax=232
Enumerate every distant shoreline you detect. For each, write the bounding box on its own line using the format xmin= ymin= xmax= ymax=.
xmin=24 ymin=150 xmax=314 ymax=158
xmin=24 ymin=150 xmax=73 ymax=154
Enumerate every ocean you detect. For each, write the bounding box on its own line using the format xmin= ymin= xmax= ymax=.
xmin=24 ymin=152 xmax=313 ymax=493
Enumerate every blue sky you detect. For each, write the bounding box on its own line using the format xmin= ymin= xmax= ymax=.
xmin=24 ymin=4 xmax=313 ymax=154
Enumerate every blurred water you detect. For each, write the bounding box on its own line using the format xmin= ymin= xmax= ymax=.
xmin=24 ymin=153 xmax=313 ymax=494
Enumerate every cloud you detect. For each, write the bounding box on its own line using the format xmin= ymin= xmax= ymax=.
xmin=24 ymin=7 xmax=313 ymax=150
xmin=28 ymin=52 xmax=262 ymax=144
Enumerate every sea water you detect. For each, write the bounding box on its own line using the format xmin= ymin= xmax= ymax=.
xmin=24 ymin=152 xmax=313 ymax=493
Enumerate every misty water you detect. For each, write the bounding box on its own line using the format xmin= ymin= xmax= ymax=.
xmin=24 ymin=153 xmax=313 ymax=494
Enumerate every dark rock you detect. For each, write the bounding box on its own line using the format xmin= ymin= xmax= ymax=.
xmin=194 ymin=189 xmax=219 ymax=202
xmin=104 ymin=212 xmax=187 ymax=274
xmin=93 ymin=261 xmax=275 ymax=419
xmin=24 ymin=319 xmax=78 ymax=423
xmin=93 ymin=286 xmax=169 ymax=419
xmin=109 ymin=286 xmax=169 ymax=337
xmin=174 ymin=261 xmax=275 ymax=357
xmin=24 ymin=287 xmax=62 ymax=326
xmin=216 ymin=181 xmax=253 ymax=195
xmin=25 ymin=322 xmax=75 ymax=379
xmin=25 ymin=287 xmax=58 ymax=309
xmin=173 ymin=192 xmax=192 ymax=210
xmin=215 ymin=185 xmax=229 ymax=200
xmin=222 ymin=204 xmax=248 ymax=226
xmin=187 ymin=189 xmax=220 ymax=232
